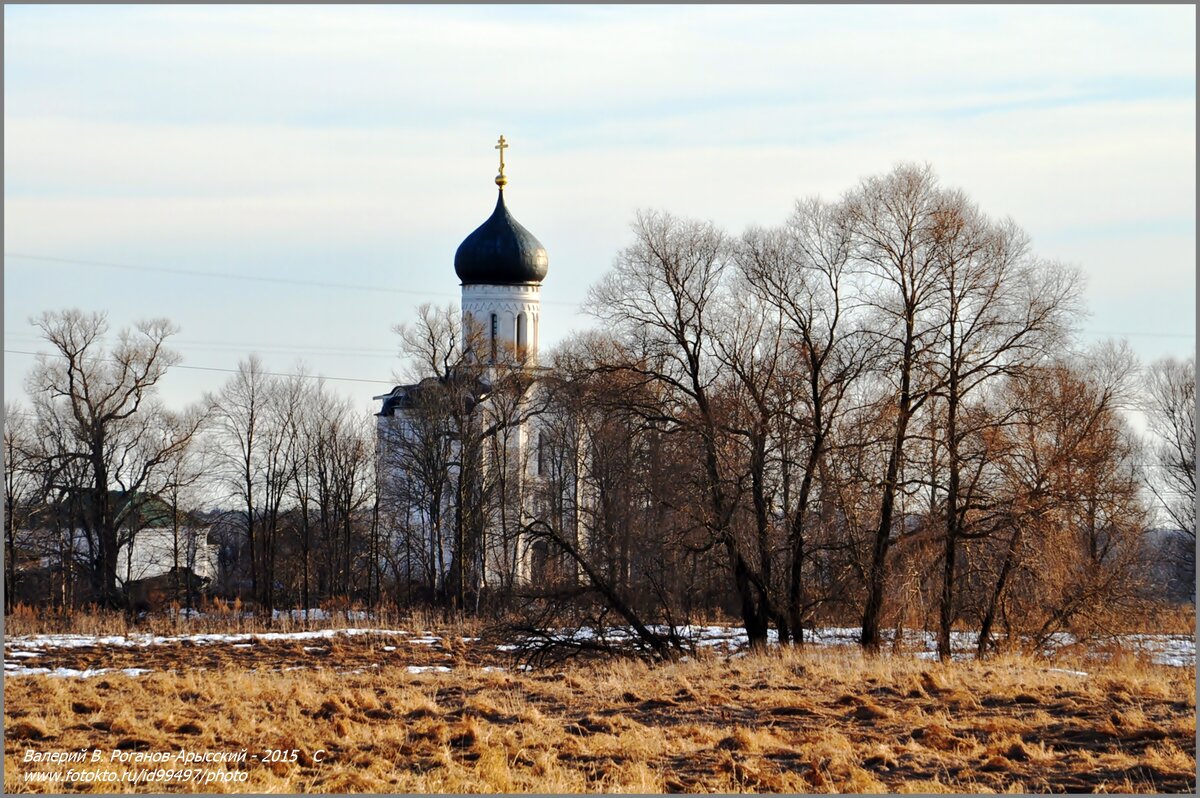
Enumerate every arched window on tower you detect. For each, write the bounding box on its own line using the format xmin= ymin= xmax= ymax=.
xmin=516 ymin=311 xmax=527 ymax=358
xmin=490 ymin=313 xmax=498 ymax=363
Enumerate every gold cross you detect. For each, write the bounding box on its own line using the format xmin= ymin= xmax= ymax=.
xmin=495 ymin=135 xmax=508 ymax=188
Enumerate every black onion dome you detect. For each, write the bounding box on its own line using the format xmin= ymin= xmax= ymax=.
xmin=454 ymin=190 xmax=548 ymax=285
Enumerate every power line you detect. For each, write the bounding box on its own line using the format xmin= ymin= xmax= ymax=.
xmin=4 ymin=252 xmax=585 ymax=308
xmin=4 ymin=348 xmax=398 ymax=386
xmin=1081 ymin=329 xmax=1194 ymax=340
xmin=5 ymin=252 xmax=455 ymax=299
xmin=4 ymin=332 xmax=399 ymax=359
xmin=6 ymin=253 xmax=1192 ymax=332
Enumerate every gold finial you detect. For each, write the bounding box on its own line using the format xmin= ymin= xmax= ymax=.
xmin=495 ymin=134 xmax=509 ymax=189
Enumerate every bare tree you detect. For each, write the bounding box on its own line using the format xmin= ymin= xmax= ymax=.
xmin=255 ymin=371 xmax=301 ymax=613
xmin=209 ymin=355 xmax=268 ymax=603
xmin=135 ymin=405 xmax=211 ymax=610
xmin=310 ymin=385 xmax=373 ymax=601
xmin=735 ymin=197 xmax=867 ymax=643
xmin=383 ymin=305 xmax=475 ymax=605
xmin=843 ymin=164 xmax=950 ymax=651
xmin=925 ymin=199 xmax=1081 ymax=659
xmin=1143 ymin=353 xmax=1196 ymax=555
xmin=383 ymin=303 xmax=538 ymax=613
xmin=4 ymin=404 xmax=42 ymax=610
xmin=976 ymin=344 xmax=1143 ymax=654
xmin=587 ymin=210 xmax=779 ymax=647
xmin=289 ymin=377 xmax=321 ymax=612
xmin=513 ymin=334 xmax=700 ymax=660
xmin=25 ymin=310 xmax=197 ymax=608
xmin=208 ymin=357 xmax=302 ymax=612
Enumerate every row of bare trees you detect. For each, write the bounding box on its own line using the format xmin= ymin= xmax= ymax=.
xmin=4 ymin=315 xmax=378 ymax=613
xmin=207 ymin=356 xmax=376 ymax=612
xmin=513 ymin=164 xmax=1191 ymax=657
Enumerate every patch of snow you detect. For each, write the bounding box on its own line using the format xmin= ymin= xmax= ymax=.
xmin=1047 ymin=668 xmax=1090 ymax=677
xmin=409 ymin=637 xmax=441 ymax=645
xmin=8 ymin=651 xmax=40 ymax=658
xmin=5 ymin=627 xmax=413 ymax=651
xmin=273 ymin=608 xmax=328 ymax=621
xmin=232 ymin=643 xmax=253 ymax=649
xmin=406 ymin=665 xmax=452 ymax=674
xmin=1120 ymin=634 xmax=1196 ymax=667
xmin=382 ymin=646 xmax=397 ymax=652
xmin=494 ymin=624 xmax=1194 ymax=669
xmin=5 ymin=666 xmax=151 ymax=679
xmin=270 ymin=609 xmax=371 ymax=622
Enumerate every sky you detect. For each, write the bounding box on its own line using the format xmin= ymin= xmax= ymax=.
xmin=4 ymin=4 xmax=1195 ymax=418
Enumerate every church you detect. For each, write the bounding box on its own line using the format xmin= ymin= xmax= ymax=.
xmin=373 ymin=137 xmax=574 ymax=600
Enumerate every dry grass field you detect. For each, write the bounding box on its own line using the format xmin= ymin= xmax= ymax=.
xmin=4 ymin=623 xmax=1196 ymax=794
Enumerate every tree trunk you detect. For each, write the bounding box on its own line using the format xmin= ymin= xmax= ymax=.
xmin=938 ymin=373 xmax=960 ymax=661
xmin=977 ymin=525 xmax=1021 ymax=657
xmin=861 ymin=322 xmax=916 ymax=652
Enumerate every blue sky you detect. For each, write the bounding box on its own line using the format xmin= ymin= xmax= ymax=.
xmin=4 ymin=4 xmax=1195 ymax=415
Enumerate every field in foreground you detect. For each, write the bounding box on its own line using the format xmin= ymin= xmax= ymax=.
xmin=4 ymin=629 xmax=1196 ymax=793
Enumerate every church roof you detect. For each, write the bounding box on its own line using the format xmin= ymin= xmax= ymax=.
xmin=454 ymin=189 xmax=549 ymax=286
xmin=453 ymin=136 xmax=548 ymax=286
xmin=374 ymin=373 xmax=495 ymax=417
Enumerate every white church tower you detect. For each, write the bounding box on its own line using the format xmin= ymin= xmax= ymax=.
xmin=454 ymin=135 xmax=548 ymax=365
xmin=375 ymin=135 xmax=551 ymax=592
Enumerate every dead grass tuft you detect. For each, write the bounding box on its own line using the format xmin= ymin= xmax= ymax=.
xmin=7 ymin=719 xmax=52 ymax=741
xmin=912 ymin=722 xmax=966 ymax=752
xmin=852 ymin=700 xmax=892 ymax=720
xmin=174 ymin=721 xmax=204 ymax=735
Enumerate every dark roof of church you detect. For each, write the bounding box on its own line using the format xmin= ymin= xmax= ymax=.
xmin=454 ymin=190 xmax=548 ymax=286
xmin=374 ymin=373 xmax=495 ymax=417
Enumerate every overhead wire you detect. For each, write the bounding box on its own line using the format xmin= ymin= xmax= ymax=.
xmin=4 ymin=252 xmax=586 ymax=308
xmin=3 ymin=252 xmax=1191 ymax=398
xmin=4 ymin=348 xmax=397 ymax=386
xmin=5 ymin=252 xmax=1192 ymax=336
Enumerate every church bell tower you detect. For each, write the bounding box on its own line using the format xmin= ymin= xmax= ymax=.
xmin=453 ymin=135 xmax=548 ymax=365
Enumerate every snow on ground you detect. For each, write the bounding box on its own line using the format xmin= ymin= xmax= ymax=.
xmin=4 ymin=627 xmax=414 ymax=651
xmin=1119 ymin=634 xmax=1196 ymax=667
xmin=496 ymin=624 xmax=1195 ymax=668
xmin=408 ymin=636 xmax=441 ymax=645
xmin=4 ymin=664 xmax=151 ymax=679
xmin=270 ymin=608 xmax=371 ymax=622
xmin=4 ymin=622 xmax=1192 ymax=678
xmin=1047 ymin=668 xmax=1090 ymax=677
xmin=2 ymin=627 xmax=442 ymax=679
xmin=406 ymin=665 xmax=452 ymax=674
